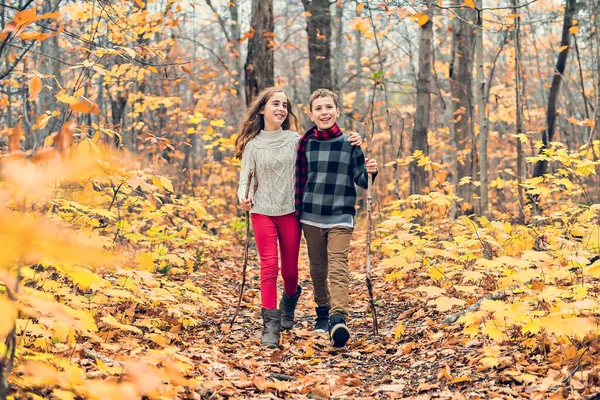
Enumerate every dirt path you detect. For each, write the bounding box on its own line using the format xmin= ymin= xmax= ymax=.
xmin=185 ymin=236 xmax=524 ymax=400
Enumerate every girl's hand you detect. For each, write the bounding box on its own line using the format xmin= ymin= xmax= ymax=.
xmin=240 ymin=198 xmax=253 ymax=212
xmin=348 ymin=131 xmax=363 ymax=146
xmin=365 ymin=158 xmax=378 ymax=174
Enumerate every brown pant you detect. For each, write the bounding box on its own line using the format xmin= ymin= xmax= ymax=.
xmin=302 ymin=224 xmax=353 ymax=318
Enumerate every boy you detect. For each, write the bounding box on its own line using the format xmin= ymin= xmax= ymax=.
xmin=295 ymin=88 xmax=378 ymax=348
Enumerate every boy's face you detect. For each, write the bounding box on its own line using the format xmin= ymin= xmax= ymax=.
xmin=310 ymin=96 xmax=340 ymax=130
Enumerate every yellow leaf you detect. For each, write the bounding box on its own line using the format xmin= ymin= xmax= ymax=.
xmin=448 ymin=376 xmax=470 ymax=384
xmin=463 ymin=0 xmax=475 ymax=9
xmin=482 ymin=324 xmax=504 ymax=341
xmin=147 ymin=333 xmax=168 ymax=345
xmin=64 ymin=266 xmax=108 ymax=290
xmin=148 ymin=66 xmax=158 ymax=74
xmin=101 ymin=314 xmax=142 ymax=334
xmin=415 ymin=285 xmax=445 ymax=298
xmin=356 ymin=3 xmax=365 ymax=13
xmin=304 ymin=346 xmax=315 ymax=358
xmin=430 ymin=296 xmax=465 ymax=312
xmin=28 ymin=75 xmax=42 ymax=100
xmin=480 ymin=299 xmax=510 ymax=313
xmin=56 ymin=90 xmax=79 ymax=105
xmin=559 ymin=45 xmax=569 ymax=52
xmin=394 ymin=320 xmax=405 ymax=339
xmin=135 ymin=253 xmax=155 ymax=272
xmin=480 ymin=356 xmax=499 ymax=369
xmin=160 ymin=176 xmax=174 ymax=192
xmin=521 ymin=319 xmax=541 ymax=335
xmin=575 ymin=160 xmax=597 ymax=177
xmin=463 ymin=323 xmax=480 ymax=337
xmin=210 ymin=119 xmax=226 ymax=127
xmin=569 ymin=26 xmax=578 ymax=35
xmin=428 ymin=266 xmax=444 ymax=280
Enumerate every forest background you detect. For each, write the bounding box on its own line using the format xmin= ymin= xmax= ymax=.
xmin=1 ymin=0 xmax=600 ymax=398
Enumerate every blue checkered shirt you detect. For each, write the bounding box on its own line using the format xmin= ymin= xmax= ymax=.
xmin=300 ymin=134 xmax=376 ymax=226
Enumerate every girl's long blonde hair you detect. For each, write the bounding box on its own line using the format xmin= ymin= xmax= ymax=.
xmin=234 ymin=87 xmax=300 ymax=159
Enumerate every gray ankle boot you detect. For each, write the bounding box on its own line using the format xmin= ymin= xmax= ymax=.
xmin=279 ymin=286 xmax=302 ymax=330
xmin=260 ymin=308 xmax=281 ymax=348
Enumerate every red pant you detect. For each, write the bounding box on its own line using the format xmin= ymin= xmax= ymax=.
xmin=251 ymin=212 xmax=301 ymax=310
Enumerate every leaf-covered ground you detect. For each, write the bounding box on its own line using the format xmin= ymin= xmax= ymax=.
xmin=117 ymin=224 xmax=599 ymax=400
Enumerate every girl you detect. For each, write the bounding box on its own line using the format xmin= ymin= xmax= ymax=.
xmin=235 ymin=87 xmax=361 ymax=348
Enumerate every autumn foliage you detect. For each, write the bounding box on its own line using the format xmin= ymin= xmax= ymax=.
xmin=1 ymin=0 xmax=600 ymax=399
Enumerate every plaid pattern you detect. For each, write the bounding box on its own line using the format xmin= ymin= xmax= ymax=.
xmin=295 ymin=123 xmax=342 ymax=218
xmin=297 ymin=126 xmax=376 ymax=224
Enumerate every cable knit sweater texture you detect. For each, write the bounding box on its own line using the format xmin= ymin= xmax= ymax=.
xmin=237 ymin=129 xmax=300 ymax=216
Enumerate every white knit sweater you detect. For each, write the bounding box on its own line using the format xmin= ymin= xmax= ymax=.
xmin=237 ymin=129 xmax=300 ymax=216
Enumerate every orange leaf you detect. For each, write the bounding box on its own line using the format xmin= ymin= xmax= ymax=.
xmin=463 ymin=0 xmax=476 ymax=9
xmin=569 ymin=26 xmax=578 ymax=35
xmin=559 ymin=45 xmax=569 ymax=52
xmin=19 ymin=31 xmax=49 ymax=41
xmin=28 ymin=76 xmax=42 ymax=100
xmin=412 ymin=12 xmax=430 ymax=26
xmin=9 ymin=121 xmax=22 ymax=152
xmin=356 ymin=3 xmax=365 ymax=13
xmin=37 ymin=11 xmax=60 ymax=20
xmin=14 ymin=9 xmax=36 ymax=25
xmin=71 ymin=100 xmax=100 ymax=115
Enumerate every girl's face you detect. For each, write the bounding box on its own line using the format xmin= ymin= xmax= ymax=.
xmin=261 ymin=92 xmax=288 ymax=131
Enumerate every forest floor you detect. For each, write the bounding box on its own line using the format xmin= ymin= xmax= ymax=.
xmin=181 ymin=229 xmax=595 ymax=400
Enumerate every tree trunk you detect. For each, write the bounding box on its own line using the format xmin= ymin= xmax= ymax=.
xmin=111 ymin=95 xmax=127 ymax=147
xmin=512 ymin=0 xmax=526 ymax=221
xmin=593 ymin=0 xmax=600 ymax=156
xmin=302 ymin=0 xmax=332 ymax=93
xmin=450 ymin=6 xmax=476 ymax=216
xmin=410 ymin=11 xmax=433 ymax=196
xmin=332 ymin=0 xmax=345 ymax=125
xmin=476 ymin=2 xmax=489 ymax=216
xmin=244 ymin=0 xmax=274 ymax=107
xmin=532 ymin=0 xmax=577 ymax=178
xmin=229 ymin=0 xmax=245 ymax=105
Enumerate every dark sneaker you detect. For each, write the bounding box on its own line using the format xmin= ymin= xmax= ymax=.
xmin=314 ymin=306 xmax=330 ymax=333
xmin=329 ymin=314 xmax=350 ymax=348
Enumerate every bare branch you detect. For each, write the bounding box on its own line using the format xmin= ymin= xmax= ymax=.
xmin=0 ymin=41 xmax=35 ymax=80
xmin=204 ymin=0 xmax=232 ymax=43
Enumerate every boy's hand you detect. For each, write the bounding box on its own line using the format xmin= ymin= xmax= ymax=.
xmin=365 ymin=158 xmax=378 ymax=174
xmin=347 ymin=131 xmax=363 ymax=146
xmin=240 ymin=198 xmax=253 ymax=212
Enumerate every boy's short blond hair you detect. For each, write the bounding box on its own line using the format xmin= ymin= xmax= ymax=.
xmin=309 ymin=88 xmax=338 ymax=111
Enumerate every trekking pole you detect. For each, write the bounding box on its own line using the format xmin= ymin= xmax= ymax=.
xmin=230 ymin=169 xmax=253 ymax=328
xmin=365 ymin=94 xmax=379 ymax=335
